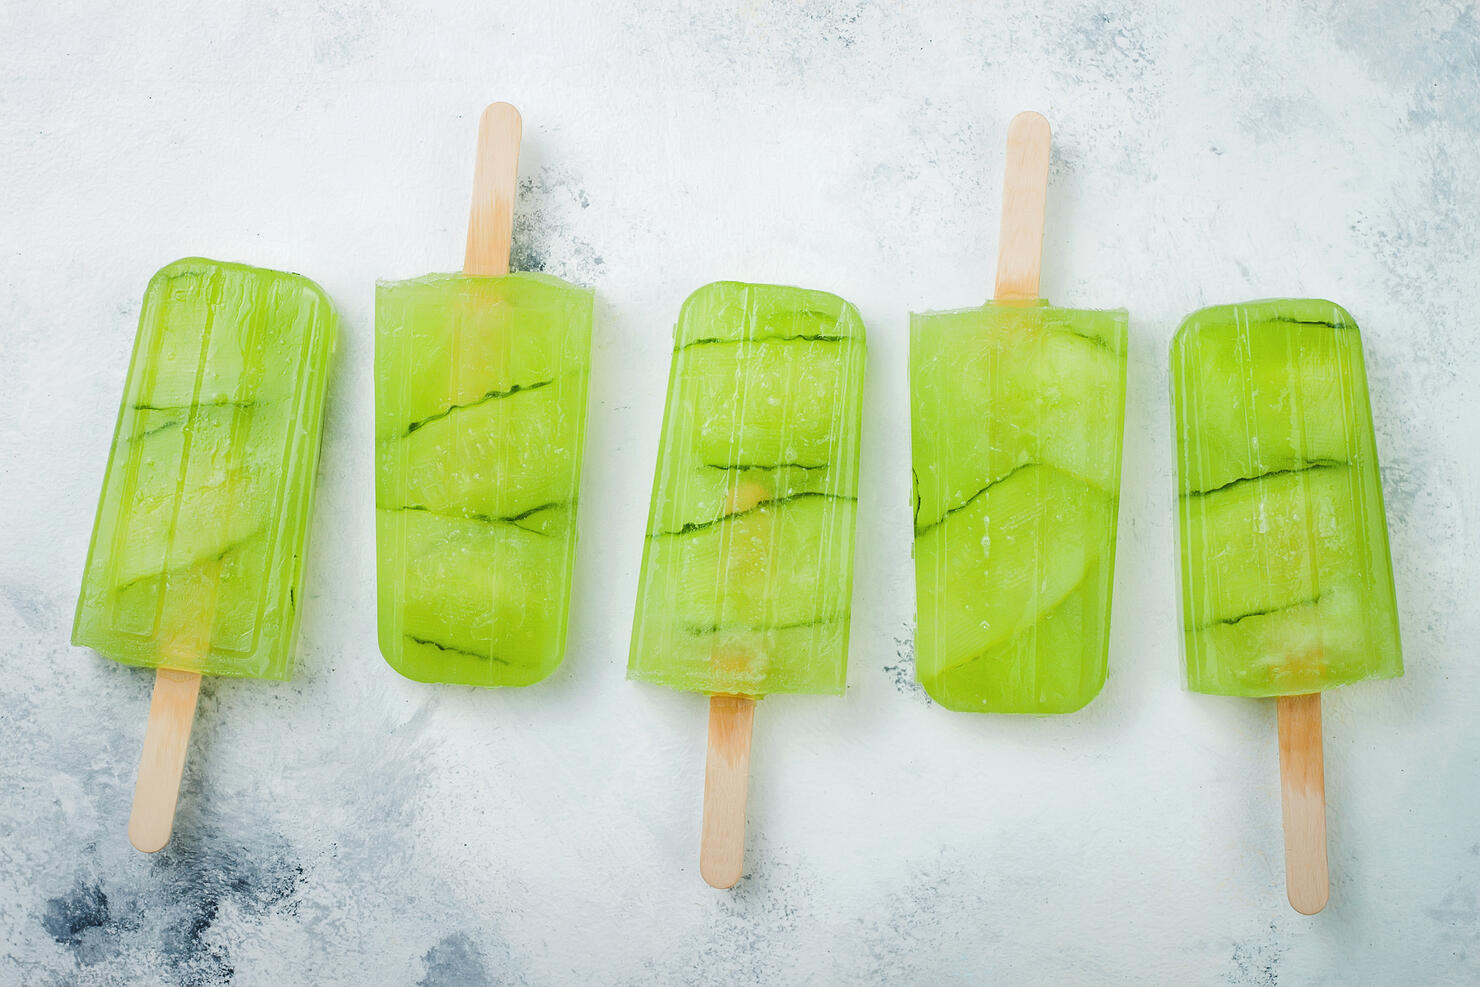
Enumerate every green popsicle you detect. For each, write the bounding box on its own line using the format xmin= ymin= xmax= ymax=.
xmin=375 ymin=272 xmax=592 ymax=685
xmin=1171 ymin=299 xmax=1402 ymax=696
xmin=73 ymin=258 xmax=337 ymax=680
xmin=910 ymin=301 xmax=1128 ymax=712
xmin=628 ymin=281 xmax=867 ymax=697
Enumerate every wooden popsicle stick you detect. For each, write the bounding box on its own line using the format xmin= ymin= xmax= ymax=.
xmin=701 ymin=694 xmax=756 ymax=888
xmin=128 ymin=560 xmax=224 ymax=852
xmin=1277 ymin=692 xmax=1329 ymax=914
xmin=128 ymin=668 xmax=202 ymax=852
xmin=699 ymin=481 xmax=770 ymax=888
xmin=993 ymin=110 xmax=1051 ymax=302
xmin=464 ymin=101 xmax=522 ymax=275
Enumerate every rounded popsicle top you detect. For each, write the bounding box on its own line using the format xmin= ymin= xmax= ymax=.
xmin=674 ymin=281 xmax=866 ymax=347
xmin=147 ymin=257 xmax=336 ymax=317
xmin=1172 ymin=297 xmax=1359 ymax=349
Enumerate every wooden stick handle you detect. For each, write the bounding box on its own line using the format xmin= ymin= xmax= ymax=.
xmin=464 ymin=101 xmax=522 ymax=276
xmin=128 ymin=667 xmax=202 ymax=853
xmin=993 ymin=110 xmax=1051 ymax=302
xmin=700 ymin=694 xmax=756 ymax=889
xmin=1277 ymin=692 xmax=1329 ymax=914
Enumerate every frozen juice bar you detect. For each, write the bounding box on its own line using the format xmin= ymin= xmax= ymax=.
xmin=73 ymin=258 xmax=337 ymax=678
xmin=629 ymin=282 xmax=867 ymax=696
xmin=911 ymin=301 xmax=1128 ymax=713
xmin=375 ymin=273 xmax=593 ymax=686
xmin=1172 ymin=299 xmax=1402 ymax=696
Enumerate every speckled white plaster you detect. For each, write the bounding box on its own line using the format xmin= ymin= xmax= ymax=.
xmin=2 ymin=1 xmax=1477 ymax=984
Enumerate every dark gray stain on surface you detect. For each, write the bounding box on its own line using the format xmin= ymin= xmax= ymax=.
xmin=884 ymin=631 xmax=928 ymax=700
xmin=419 ymin=932 xmax=494 ymax=987
xmin=1226 ymin=922 xmax=1286 ymax=986
xmin=1424 ymin=881 xmax=1479 ymax=966
xmin=40 ymin=839 xmax=303 ymax=986
xmin=510 ymin=165 xmax=605 ymax=284
xmin=41 ymin=883 xmax=113 ymax=965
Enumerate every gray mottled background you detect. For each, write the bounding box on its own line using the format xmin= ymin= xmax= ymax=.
xmin=2 ymin=1 xmax=1477 ymax=984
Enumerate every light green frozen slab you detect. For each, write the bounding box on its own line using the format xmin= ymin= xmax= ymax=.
xmin=628 ymin=282 xmax=867 ymax=697
xmin=73 ymin=258 xmax=337 ymax=680
xmin=910 ymin=301 xmax=1128 ymax=714
xmin=375 ymin=272 xmax=592 ymax=686
xmin=1171 ymin=299 xmax=1402 ymax=697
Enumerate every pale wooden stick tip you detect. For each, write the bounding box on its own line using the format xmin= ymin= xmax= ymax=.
xmin=1008 ymin=110 xmax=1051 ymax=137
xmin=129 ymin=820 xmax=170 ymax=854
xmin=701 ymin=855 xmax=743 ymax=889
xmin=1290 ymin=884 xmax=1329 ymax=915
xmin=481 ymin=101 xmax=522 ymax=128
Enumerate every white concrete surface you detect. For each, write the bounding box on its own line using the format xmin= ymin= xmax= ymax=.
xmin=1 ymin=1 xmax=1477 ymax=983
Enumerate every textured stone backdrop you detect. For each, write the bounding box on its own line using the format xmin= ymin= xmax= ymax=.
xmin=2 ymin=1 xmax=1477 ymax=983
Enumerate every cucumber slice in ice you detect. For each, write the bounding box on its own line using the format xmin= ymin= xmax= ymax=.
xmin=649 ymin=463 xmax=840 ymax=534
xmin=105 ymin=403 xmax=283 ymax=586
xmin=1179 ymin=465 xmax=1363 ymax=628
xmin=376 ymin=272 xmax=592 ymax=435
xmin=921 ymin=564 xmax=1110 ymax=714
xmin=376 ymin=506 xmax=573 ymax=686
xmin=1185 ymin=578 xmax=1401 ymax=695
xmin=639 ymin=492 xmax=856 ymax=632
xmin=1172 ymin=300 xmax=1365 ymax=494
xmin=672 ymin=336 xmax=866 ymax=470
xmin=910 ymin=303 xmax=1126 ymax=528
xmin=914 ymin=463 xmax=1114 ymax=710
xmin=378 ymin=375 xmax=584 ymax=520
xmin=107 ymin=535 xmax=273 ymax=663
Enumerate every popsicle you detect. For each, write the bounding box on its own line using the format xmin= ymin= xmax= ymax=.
xmin=910 ymin=111 xmax=1128 ymax=714
xmin=375 ymin=103 xmax=593 ymax=687
xmin=1171 ymin=298 xmax=1402 ymax=913
xmin=629 ymin=281 xmax=867 ymax=887
xmin=73 ymin=257 xmax=336 ymax=851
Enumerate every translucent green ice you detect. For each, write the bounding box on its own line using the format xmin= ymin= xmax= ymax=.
xmin=628 ymin=282 xmax=866 ymax=697
xmin=910 ymin=302 xmax=1128 ymax=713
xmin=1172 ymin=299 xmax=1402 ymax=697
xmin=73 ymin=258 xmax=337 ymax=680
xmin=375 ymin=272 xmax=593 ymax=686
